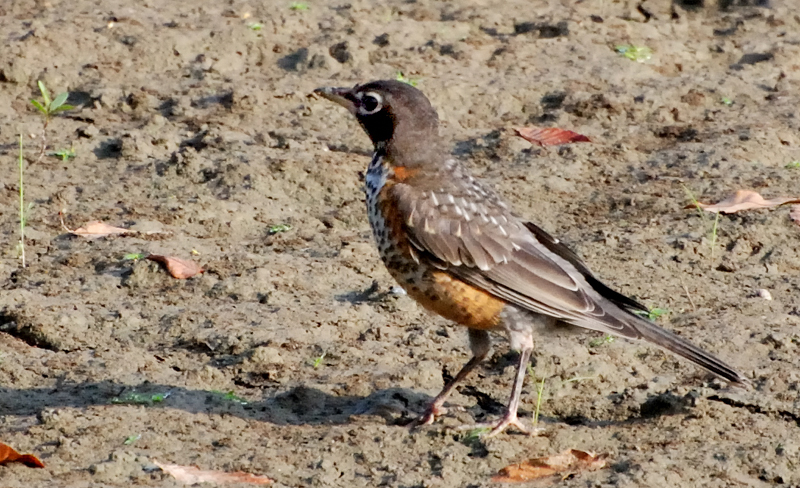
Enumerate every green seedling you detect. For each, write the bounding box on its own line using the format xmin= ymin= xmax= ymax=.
xmin=785 ymin=161 xmax=800 ymax=169
xmin=635 ymin=307 xmax=669 ymax=321
xmin=210 ymin=390 xmax=248 ymax=405
xmin=248 ymin=22 xmax=263 ymax=31
xmin=720 ymin=97 xmax=734 ymax=106
xmin=290 ymin=2 xmax=309 ymax=10
xmin=111 ymin=391 xmax=170 ymax=405
xmin=312 ymin=352 xmax=326 ymax=369
xmin=17 ymin=135 xmax=26 ymax=267
xmin=395 ymin=71 xmax=419 ymax=87
xmin=31 ymin=81 xmax=73 ymax=163
xmin=50 ymin=146 xmax=76 ymax=161
xmin=527 ymin=365 xmax=547 ymax=427
xmin=615 ymin=45 xmax=652 ymax=62
xmin=461 ymin=427 xmax=490 ymax=444
xmin=123 ymin=434 xmax=141 ymax=445
xmin=268 ymin=223 xmax=292 ymax=235
xmin=588 ymin=334 xmax=615 ymax=348
xmin=123 ymin=253 xmax=147 ymax=261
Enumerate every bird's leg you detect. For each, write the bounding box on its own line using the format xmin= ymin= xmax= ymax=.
xmin=484 ymin=344 xmax=540 ymax=437
xmin=412 ymin=329 xmax=490 ymax=426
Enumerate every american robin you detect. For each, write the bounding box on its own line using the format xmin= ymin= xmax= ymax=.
xmin=314 ymin=80 xmax=750 ymax=436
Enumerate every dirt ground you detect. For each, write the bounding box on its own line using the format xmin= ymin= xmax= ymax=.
xmin=1 ymin=0 xmax=799 ymax=486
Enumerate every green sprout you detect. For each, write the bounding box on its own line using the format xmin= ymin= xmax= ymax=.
xmin=111 ymin=391 xmax=170 ymax=405
xmin=290 ymin=2 xmax=309 ymax=10
xmin=720 ymin=97 xmax=734 ymax=106
xmin=785 ymin=161 xmax=800 ymax=169
xmin=17 ymin=135 xmax=26 ymax=267
xmin=615 ymin=44 xmax=652 ymax=62
xmin=461 ymin=427 xmax=490 ymax=444
xmin=247 ymin=22 xmax=263 ymax=31
xmin=210 ymin=390 xmax=248 ymax=405
xmin=123 ymin=253 xmax=147 ymax=261
xmin=395 ymin=71 xmax=419 ymax=87
xmin=527 ymin=365 xmax=547 ymax=427
xmin=312 ymin=352 xmax=326 ymax=369
xmin=588 ymin=335 xmax=615 ymax=348
xmin=636 ymin=307 xmax=669 ymax=321
xmin=268 ymin=223 xmax=292 ymax=235
xmin=50 ymin=146 xmax=76 ymax=161
xmin=123 ymin=434 xmax=141 ymax=445
xmin=31 ymin=80 xmax=74 ymax=119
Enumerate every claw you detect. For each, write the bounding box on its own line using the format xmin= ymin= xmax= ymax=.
xmin=409 ymin=403 xmax=447 ymax=428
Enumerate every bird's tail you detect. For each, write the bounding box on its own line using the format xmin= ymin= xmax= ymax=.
xmin=628 ymin=314 xmax=751 ymax=388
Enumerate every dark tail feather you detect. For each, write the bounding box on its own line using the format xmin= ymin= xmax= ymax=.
xmin=631 ymin=316 xmax=751 ymax=388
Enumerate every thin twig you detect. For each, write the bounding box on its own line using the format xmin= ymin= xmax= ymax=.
xmin=34 ymin=117 xmax=49 ymax=165
xmin=679 ymin=276 xmax=697 ymax=312
xmin=18 ymin=134 xmax=25 ymax=267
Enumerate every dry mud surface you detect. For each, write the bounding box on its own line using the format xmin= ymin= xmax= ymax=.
xmin=1 ymin=0 xmax=799 ymax=486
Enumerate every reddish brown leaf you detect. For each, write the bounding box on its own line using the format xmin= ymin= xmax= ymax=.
xmin=514 ymin=126 xmax=591 ymax=147
xmin=0 ymin=442 xmax=45 ymax=468
xmin=686 ymin=190 xmax=800 ymax=214
xmin=492 ymin=449 xmax=608 ymax=483
xmin=790 ymin=205 xmax=800 ymax=227
xmin=154 ymin=460 xmax=272 ymax=485
xmin=147 ymin=255 xmax=204 ymax=279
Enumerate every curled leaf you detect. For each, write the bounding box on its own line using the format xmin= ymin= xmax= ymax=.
xmin=0 ymin=442 xmax=45 ymax=468
xmin=686 ymin=190 xmax=800 ymax=214
xmin=514 ymin=127 xmax=591 ymax=147
xmin=493 ymin=449 xmax=608 ymax=483
xmin=154 ymin=460 xmax=272 ymax=485
xmin=147 ymin=255 xmax=204 ymax=279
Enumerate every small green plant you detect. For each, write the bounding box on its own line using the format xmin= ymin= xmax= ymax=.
xmin=289 ymin=2 xmax=309 ymax=10
xmin=615 ymin=44 xmax=652 ymax=62
xmin=248 ymin=22 xmax=263 ymax=31
xmin=210 ymin=390 xmax=248 ymax=405
xmin=588 ymin=334 xmax=615 ymax=348
xmin=50 ymin=146 xmax=76 ymax=161
xmin=635 ymin=307 xmax=669 ymax=321
xmin=312 ymin=352 xmax=326 ymax=369
xmin=527 ymin=365 xmax=547 ymax=427
xmin=395 ymin=71 xmax=419 ymax=87
xmin=31 ymin=80 xmax=73 ymax=164
xmin=123 ymin=253 xmax=147 ymax=261
xmin=123 ymin=434 xmax=141 ymax=445
xmin=785 ymin=161 xmax=800 ymax=169
xmin=111 ymin=391 xmax=170 ymax=405
xmin=720 ymin=97 xmax=734 ymax=106
xmin=461 ymin=427 xmax=490 ymax=444
xmin=268 ymin=223 xmax=292 ymax=235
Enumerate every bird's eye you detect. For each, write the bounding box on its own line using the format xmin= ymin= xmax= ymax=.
xmin=359 ymin=92 xmax=383 ymax=115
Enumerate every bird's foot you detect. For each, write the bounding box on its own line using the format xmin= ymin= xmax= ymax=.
xmin=456 ymin=413 xmax=544 ymax=438
xmin=408 ymin=403 xmax=448 ymax=428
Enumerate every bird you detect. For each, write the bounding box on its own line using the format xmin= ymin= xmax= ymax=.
xmin=314 ymin=80 xmax=750 ymax=437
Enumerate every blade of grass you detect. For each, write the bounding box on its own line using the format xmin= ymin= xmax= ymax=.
xmin=18 ymin=134 xmax=25 ymax=267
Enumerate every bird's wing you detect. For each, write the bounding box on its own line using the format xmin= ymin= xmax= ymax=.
xmin=389 ymin=177 xmax=750 ymax=386
xmin=390 ymin=179 xmax=646 ymax=337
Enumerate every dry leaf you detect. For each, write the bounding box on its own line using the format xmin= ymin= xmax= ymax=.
xmin=147 ymin=255 xmax=204 ymax=279
xmin=514 ymin=126 xmax=591 ymax=147
xmin=492 ymin=449 xmax=608 ymax=484
xmin=0 ymin=442 xmax=45 ymax=468
xmin=60 ymin=213 xmax=131 ymax=239
xmin=154 ymin=460 xmax=272 ymax=485
xmin=687 ymin=190 xmax=800 ymax=214
xmin=790 ymin=205 xmax=800 ymax=227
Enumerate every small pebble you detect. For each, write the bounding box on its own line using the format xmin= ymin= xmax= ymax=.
xmin=757 ymin=289 xmax=772 ymax=300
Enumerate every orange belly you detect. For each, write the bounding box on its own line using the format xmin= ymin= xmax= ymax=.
xmin=396 ymin=268 xmax=506 ymax=330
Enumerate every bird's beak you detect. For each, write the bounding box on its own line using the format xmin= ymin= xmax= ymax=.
xmin=314 ymin=86 xmax=357 ymax=114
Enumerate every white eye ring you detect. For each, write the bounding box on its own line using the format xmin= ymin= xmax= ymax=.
xmin=358 ymin=91 xmax=383 ymax=115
